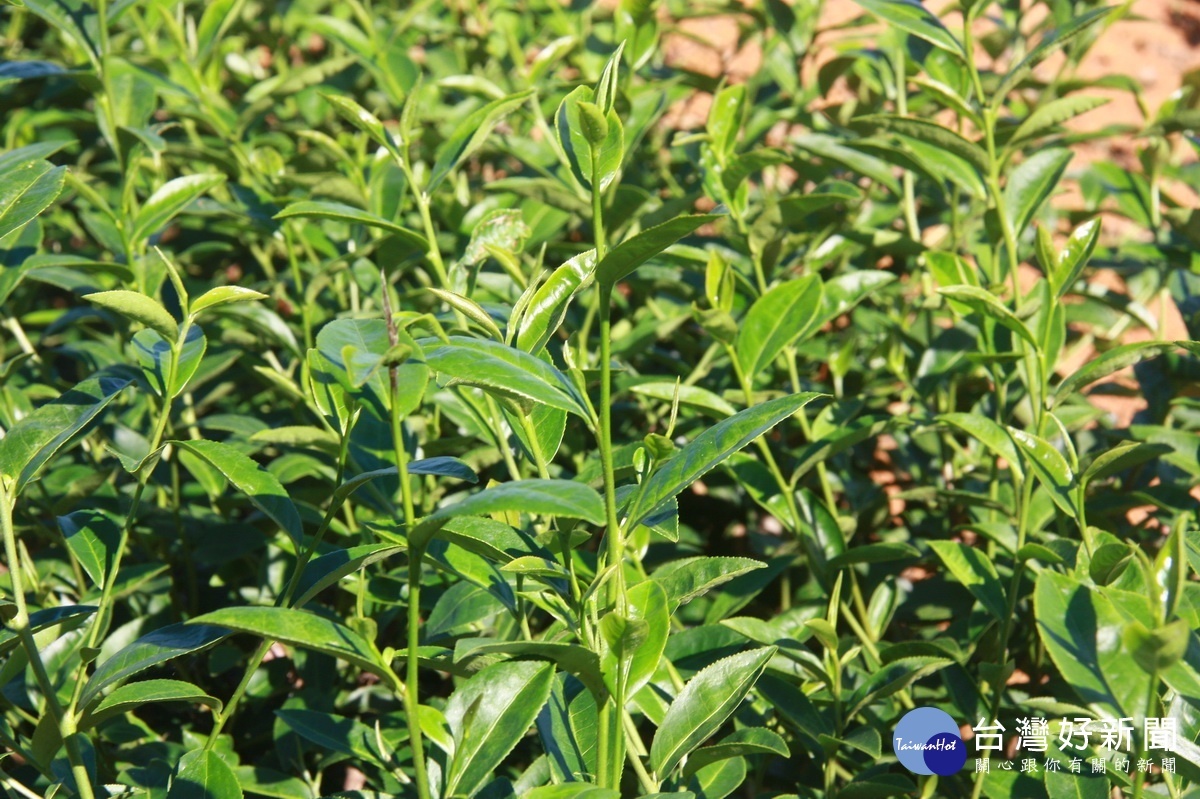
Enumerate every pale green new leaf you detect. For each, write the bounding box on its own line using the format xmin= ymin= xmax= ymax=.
xmin=85 ymin=290 xmax=179 ymax=340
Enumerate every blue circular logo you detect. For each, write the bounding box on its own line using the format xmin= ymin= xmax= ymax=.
xmin=893 ymin=708 xmax=967 ymax=776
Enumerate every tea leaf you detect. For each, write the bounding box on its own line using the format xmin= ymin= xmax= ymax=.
xmin=428 ymin=89 xmax=535 ymax=193
xmin=133 ymin=173 xmax=225 ymax=241
xmin=83 ymin=679 xmax=221 ymax=729
xmin=168 ymin=749 xmax=243 ymax=799
xmin=424 ymin=336 xmax=587 ymax=417
xmin=444 ymin=660 xmax=555 ymax=797
xmin=650 ymin=646 xmax=776 ymax=777
xmin=0 ymin=160 xmax=66 ymax=240
xmin=1004 ymin=148 xmax=1071 ymax=237
xmin=85 ymin=290 xmax=179 ymax=340
xmin=82 ymin=624 xmax=230 ymax=709
xmin=595 ymin=213 xmax=723 ymax=295
xmin=188 ymin=606 xmax=384 ymax=676
xmin=928 ymin=541 xmax=1008 ymax=620
xmin=409 ymin=479 xmax=605 ymax=550
xmin=681 ymin=728 xmax=789 ymax=780
xmin=735 ymin=274 xmax=824 ymax=381
xmin=172 ymin=439 xmax=304 ymax=544
xmin=517 ymin=249 xmax=597 ymax=353
xmin=626 ymin=393 xmax=824 ymax=530
xmin=0 ymin=373 xmax=131 ymax=495
xmin=274 ymin=200 xmax=427 ymax=249
xmin=851 ymin=0 xmax=965 ymax=57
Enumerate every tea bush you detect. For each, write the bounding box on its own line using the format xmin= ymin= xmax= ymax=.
xmin=1 ymin=0 xmax=1199 ymax=797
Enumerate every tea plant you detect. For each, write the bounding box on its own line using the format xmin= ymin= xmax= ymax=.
xmin=1 ymin=0 xmax=1199 ymax=798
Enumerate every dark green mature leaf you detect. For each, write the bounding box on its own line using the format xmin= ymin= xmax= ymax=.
xmin=847 ymin=657 xmax=952 ymax=717
xmin=172 ymin=440 xmax=304 ymax=544
xmin=1045 ymin=766 xmax=1109 ymax=799
xmin=424 ymin=336 xmax=586 ymax=417
xmin=455 ymin=639 xmax=605 ymax=700
xmin=1054 ymin=341 xmax=1176 ymax=400
xmin=0 ymin=373 xmax=130 ymax=495
xmin=626 ymin=393 xmax=823 ymax=530
xmin=595 ymin=213 xmax=723 ymax=295
xmin=293 ymin=544 xmax=406 ymax=608
xmin=0 ymin=160 xmax=66 ymax=240
xmin=274 ymin=708 xmax=390 ymax=767
xmin=938 ymin=285 xmax=1037 ymax=346
xmin=332 ymin=457 xmax=478 ymax=507
xmin=928 ymin=541 xmax=1008 ymax=620
xmin=939 ymin=413 xmax=1024 ymax=481
xmin=735 ymin=275 xmax=824 ymax=381
xmin=1035 ymin=572 xmax=1151 ymax=717
xmin=189 ymin=606 xmax=383 ymax=676
xmin=682 ymin=728 xmax=789 ymax=780
xmin=274 ymin=201 xmax=426 ymax=249
xmin=525 ymin=787 xmax=619 ymax=799
xmin=445 ymin=660 xmax=555 ymax=798
xmin=1009 ymin=96 xmax=1110 ymax=146
xmin=84 ymin=290 xmax=178 ymax=340
xmin=82 ymin=679 xmax=221 ymax=729
xmin=516 ymin=249 xmax=597 ymax=353
xmin=133 ymin=174 xmax=225 ymax=241
xmin=82 ymin=624 xmax=229 ymax=709
xmin=827 ymin=542 xmax=920 ymax=570
xmin=1082 ymin=441 xmax=1171 ymax=486
xmin=856 ymin=115 xmax=987 ymax=172
xmin=791 ymin=134 xmax=901 ymax=192
xmin=650 ymin=646 xmax=777 ymax=778
xmin=167 ymin=749 xmax=243 ymax=799
xmin=851 ymin=0 xmax=965 ymax=56
xmin=652 ymin=557 xmax=768 ymax=610
xmin=1005 ymin=148 xmax=1071 ymax=237
xmin=59 ymin=509 xmax=121 ymax=588
xmin=995 ymin=8 xmax=1116 ymax=99
xmin=408 ymin=479 xmax=605 ymax=551
xmin=0 ymin=605 xmax=96 ymax=656
xmin=429 ymin=90 xmax=534 ymax=193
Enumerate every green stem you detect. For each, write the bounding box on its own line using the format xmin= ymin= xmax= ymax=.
xmin=1 ymin=489 xmax=96 ymax=799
